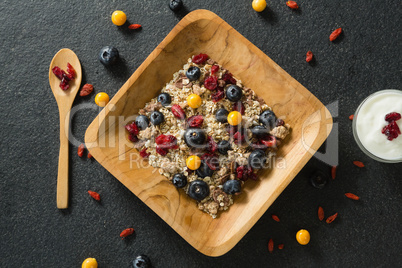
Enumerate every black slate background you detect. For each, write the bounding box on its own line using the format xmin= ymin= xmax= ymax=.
xmin=0 ymin=0 xmax=401 ymax=267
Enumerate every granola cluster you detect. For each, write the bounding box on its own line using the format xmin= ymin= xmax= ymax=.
xmin=125 ymin=54 xmax=290 ymax=218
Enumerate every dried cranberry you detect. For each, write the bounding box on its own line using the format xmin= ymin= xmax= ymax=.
xmin=192 ymin=53 xmax=209 ymax=64
xmin=171 ymin=104 xmax=186 ymax=119
xmin=62 ymin=72 xmax=71 ymax=81
xmin=128 ymin=133 xmax=138 ymax=142
xmin=139 ymin=148 xmax=150 ymax=158
xmin=382 ymin=121 xmax=401 ymax=141
xmin=385 ymin=112 xmax=401 ymax=123
xmin=211 ymin=65 xmax=219 ymax=75
xmin=236 ymin=165 xmax=257 ymax=181
xmin=156 ymin=146 xmax=168 ymax=156
xmin=233 ymin=102 xmax=245 ymax=115
xmin=222 ymin=73 xmax=237 ymax=85
xmin=52 ymin=66 xmax=64 ymax=80
xmin=251 ymin=141 xmax=268 ymax=150
xmin=207 ymin=136 xmax=218 ymax=153
xmin=155 ymin=134 xmax=178 ymax=149
xmin=204 ymin=76 xmax=218 ymax=90
xmin=125 ymin=122 xmax=139 ymax=135
xmin=59 ymin=78 xmax=70 ymax=90
xmin=67 ymin=63 xmax=76 ymax=79
xmin=201 ymin=153 xmax=219 ymax=170
xmin=260 ymin=135 xmax=277 ymax=148
xmin=233 ymin=131 xmax=245 ymax=144
xmin=211 ymin=89 xmax=225 ymax=102
xmin=187 ymin=115 xmax=204 ymax=128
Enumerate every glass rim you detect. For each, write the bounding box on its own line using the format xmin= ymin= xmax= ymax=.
xmin=352 ymin=89 xmax=402 ymax=163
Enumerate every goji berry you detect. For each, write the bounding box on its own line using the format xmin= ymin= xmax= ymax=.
xmin=349 ymin=114 xmax=354 ymax=120
xmin=77 ymin=144 xmax=85 ymax=157
xmin=120 ymin=228 xmax=134 ymax=239
xmin=345 ymin=193 xmax=360 ymax=200
xmin=306 ymin=51 xmax=313 ymax=63
xmin=318 ymin=206 xmax=324 ymax=221
xmin=171 ymin=104 xmax=186 ymax=119
xmin=353 ymin=161 xmax=365 ymax=168
xmin=87 ymin=152 xmax=92 ymax=159
xmin=128 ymin=24 xmax=142 ymax=29
xmin=278 ymin=244 xmax=284 ymax=250
xmin=326 ymin=212 xmax=338 ymax=224
xmin=268 ymin=238 xmax=274 ymax=253
xmin=329 ymin=28 xmax=342 ymax=42
xmin=271 ymin=214 xmax=280 ymax=222
xmin=79 ymin=84 xmax=94 ymax=97
xmin=88 ymin=190 xmax=100 ymax=201
xmin=286 ymin=1 xmax=299 ymax=9
xmin=331 ymin=166 xmax=337 ymax=179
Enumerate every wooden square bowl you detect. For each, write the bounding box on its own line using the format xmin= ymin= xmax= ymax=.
xmin=85 ymin=9 xmax=332 ymax=256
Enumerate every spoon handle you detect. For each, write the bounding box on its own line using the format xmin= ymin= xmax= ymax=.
xmin=57 ymin=109 xmax=70 ymax=209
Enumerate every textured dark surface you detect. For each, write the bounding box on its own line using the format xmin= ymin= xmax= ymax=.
xmin=0 ymin=0 xmax=401 ymax=267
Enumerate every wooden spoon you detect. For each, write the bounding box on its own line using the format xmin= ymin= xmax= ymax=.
xmin=49 ymin=48 xmax=82 ymax=209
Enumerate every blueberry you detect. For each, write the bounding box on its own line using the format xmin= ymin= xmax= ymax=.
xmin=215 ymin=108 xmax=229 ymax=123
xmin=196 ymin=161 xmax=214 ymax=178
xmin=248 ymin=149 xmax=267 ymax=169
xmin=217 ymin=140 xmax=231 ymax=155
xmin=250 ymin=125 xmax=269 ymax=137
xmin=172 ymin=173 xmax=187 ymax=188
xmin=225 ymin=85 xmax=243 ymax=102
xmin=259 ymin=110 xmax=277 ymax=130
xmin=310 ymin=170 xmax=328 ymax=189
xmin=184 ymin=128 xmax=206 ymax=148
xmin=99 ymin=46 xmax=119 ymax=66
xmin=187 ymin=180 xmax=210 ymax=201
xmin=150 ymin=111 xmax=164 ymax=125
xmin=157 ymin=93 xmax=171 ymax=106
xmin=132 ymin=255 xmax=151 ymax=268
xmin=223 ymin=180 xmax=242 ymax=195
xmin=186 ymin=66 xmax=201 ymax=81
xmin=169 ymin=0 xmax=183 ymax=11
xmin=135 ymin=115 xmax=149 ymax=130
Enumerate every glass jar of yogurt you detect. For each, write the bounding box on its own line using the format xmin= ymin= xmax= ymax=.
xmin=352 ymin=89 xmax=402 ymax=163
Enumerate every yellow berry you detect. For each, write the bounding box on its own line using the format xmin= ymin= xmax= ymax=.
xmin=95 ymin=92 xmax=110 ymax=107
xmin=111 ymin=10 xmax=127 ymax=26
xmin=82 ymin=258 xmax=98 ymax=268
xmin=227 ymin=111 xmax=242 ymax=126
xmin=186 ymin=155 xmax=201 ymax=170
xmin=252 ymin=0 xmax=267 ymax=12
xmin=187 ymin=94 xmax=202 ymax=109
xmin=296 ymin=229 xmax=310 ymax=245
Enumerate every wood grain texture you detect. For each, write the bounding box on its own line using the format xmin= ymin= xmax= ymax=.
xmin=85 ymin=10 xmax=332 ymax=256
xmin=49 ymin=48 xmax=82 ymax=209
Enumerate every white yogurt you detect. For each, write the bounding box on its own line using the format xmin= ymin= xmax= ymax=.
xmin=354 ymin=90 xmax=402 ymax=161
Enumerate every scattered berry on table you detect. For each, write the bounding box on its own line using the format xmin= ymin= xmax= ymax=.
xmin=187 ymin=94 xmax=202 ymax=108
xmin=79 ymin=84 xmax=94 ymax=97
xmin=196 ymin=160 xmax=214 ymax=178
xmin=349 ymin=114 xmax=354 ymax=120
xmin=82 ymin=258 xmax=98 ymax=268
xmin=225 ymin=85 xmax=243 ymax=102
xmin=286 ymin=1 xmax=299 ymax=9
xmin=310 ymin=170 xmax=328 ymax=189
xmin=128 ymin=24 xmax=142 ymax=30
xmin=157 ymin=93 xmax=172 ymax=106
xmin=88 ymin=190 xmax=101 ymax=201
xmin=296 ymin=229 xmax=310 ymax=245
xmin=215 ymin=108 xmax=229 ymax=123
xmin=248 ymin=149 xmax=267 ymax=169
xmin=187 ymin=180 xmax=210 ymax=201
xmin=259 ymin=110 xmax=277 ymax=130
xmin=186 ymin=66 xmax=201 ymax=81
xmin=227 ymin=111 xmax=242 ymax=126
xmin=172 ymin=173 xmax=188 ymax=188
xmin=186 ymin=155 xmax=201 ymax=170
xmin=150 ymin=111 xmax=164 ymax=125
xmin=217 ymin=140 xmax=231 ymax=155
xmin=352 ymin=160 xmax=365 ymax=168
xmin=326 ymin=212 xmax=338 ymax=224
xmin=306 ymin=51 xmax=313 ymax=63
xmin=168 ymin=0 xmax=183 ymax=12
xmin=184 ymin=128 xmax=206 ymax=148
xmin=223 ymin=179 xmax=242 ymax=195
xmin=252 ymin=0 xmax=267 ymax=12
xmin=251 ymin=125 xmax=269 ymax=137
xmin=77 ymin=143 xmax=85 ymax=157
xmin=94 ymin=92 xmax=109 ymax=107
xmin=99 ymin=46 xmax=119 ymax=66
xmin=111 ymin=10 xmax=127 ymax=26
xmin=268 ymin=238 xmax=274 ymax=253
xmin=120 ymin=228 xmax=135 ymax=239
xmin=135 ymin=115 xmax=149 ymax=130
xmin=329 ymin=28 xmax=342 ymax=42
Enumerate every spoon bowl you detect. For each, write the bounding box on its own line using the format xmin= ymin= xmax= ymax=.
xmin=49 ymin=48 xmax=82 ymax=209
